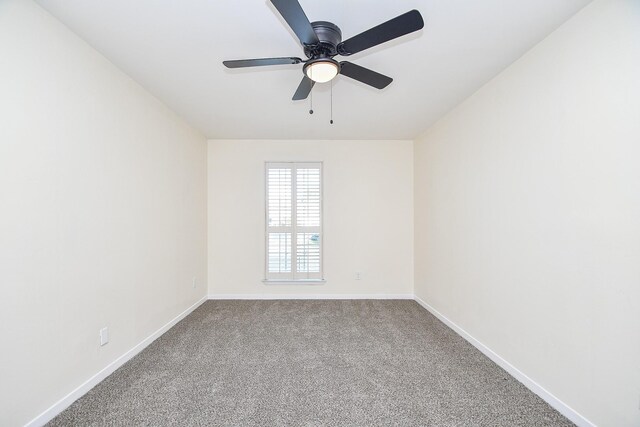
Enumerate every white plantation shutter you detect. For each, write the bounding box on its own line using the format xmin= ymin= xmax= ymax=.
xmin=266 ymin=162 xmax=322 ymax=281
xmin=295 ymin=167 xmax=321 ymax=276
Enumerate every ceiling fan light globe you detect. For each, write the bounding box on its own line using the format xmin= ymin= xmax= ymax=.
xmin=305 ymin=61 xmax=339 ymax=83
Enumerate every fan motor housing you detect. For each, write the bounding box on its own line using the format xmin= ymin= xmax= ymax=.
xmin=304 ymin=21 xmax=342 ymax=58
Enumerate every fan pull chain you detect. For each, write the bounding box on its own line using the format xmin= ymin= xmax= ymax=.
xmin=330 ymin=79 xmax=334 ymax=124
xmin=309 ymin=68 xmax=314 ymax=115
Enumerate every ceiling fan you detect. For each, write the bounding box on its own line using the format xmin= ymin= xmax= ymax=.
xmin=223 ymin=0 xmax=424 ymax=100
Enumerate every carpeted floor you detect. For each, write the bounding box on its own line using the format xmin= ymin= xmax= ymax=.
xmin=49 ymin=300 xmax=573 ymax=426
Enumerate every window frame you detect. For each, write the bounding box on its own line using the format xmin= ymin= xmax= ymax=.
xmin=263 ymin=161 xmax=324 ymax=284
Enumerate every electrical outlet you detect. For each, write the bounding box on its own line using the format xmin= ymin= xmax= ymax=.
xmin=99 ymin=327 xmax=109 ymax=346
xmin=355 ymin=272 xmax=361 ymax=280
xmin=192 ymin=277 xmax=197 ymax=289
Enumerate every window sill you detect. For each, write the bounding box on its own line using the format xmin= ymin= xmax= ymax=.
xmin=262 ymin=279 xmax=326 ymax=285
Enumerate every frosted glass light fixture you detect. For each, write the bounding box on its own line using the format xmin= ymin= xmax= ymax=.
xmin=304 ymin=58 xmax=339 ymax=83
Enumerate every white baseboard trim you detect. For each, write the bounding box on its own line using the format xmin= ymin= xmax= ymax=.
xmin=208 ymin=293 xmax=414 ymax=300
xmin=413 ymin=295 xmax=594 ymax=427
xmin=25 ymin=296 xmax=208 ymax=427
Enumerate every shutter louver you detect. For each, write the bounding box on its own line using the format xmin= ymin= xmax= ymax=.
xmin=296 ymin=168 xmax=321 ymax=227
xmin=297 ymin=233 xmax=320 ymax=273
xmin=268 ymin=233 xmax=291 ymax=273
xmin=267 ymin=168 xmax=292 ymax=227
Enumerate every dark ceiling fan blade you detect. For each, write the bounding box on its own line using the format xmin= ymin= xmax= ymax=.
xmin=339 ymin=62 xmax=392 ymax=89
xmin=292 ymin=76 xmax=315 ymax=100
xmin=337 ymin=10 xmax=424 ymax=56
xmin=223 ymin=57 xmax=303 ymax=68
xmin=270 ymin=0 xmax=319 ymax=46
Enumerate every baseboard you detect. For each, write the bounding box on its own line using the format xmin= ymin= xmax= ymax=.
xmin=25 ymin=296 xmax=208 ymax=427
xmin=208 ymin=293 xmax=414 ymax=300
xmin=413 ymin=295 xmax=594 ymax=427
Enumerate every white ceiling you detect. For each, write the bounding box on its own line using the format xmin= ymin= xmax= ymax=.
xmin=36 ymin=0 xmax=591 ymax=140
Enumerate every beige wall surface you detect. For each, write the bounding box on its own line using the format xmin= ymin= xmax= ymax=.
xmin=208 ymin=139 xmax=414 ymax=297
xmin=0 ymin=1 xmax=208 ymax=425
xmin=414 ymin=0 xmax=640 ymax=426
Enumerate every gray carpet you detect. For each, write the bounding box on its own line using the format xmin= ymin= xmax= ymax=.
xmin=49 ymin=300 xmax=573 ymax=426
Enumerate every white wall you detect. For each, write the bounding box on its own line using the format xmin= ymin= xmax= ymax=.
xmin=0 ymin=1 xmax=208 ymax=425
xmin=414 ymin=0 xmax=640 ymax=426
xmin=208 ymin=139 xmax=413 ymax=297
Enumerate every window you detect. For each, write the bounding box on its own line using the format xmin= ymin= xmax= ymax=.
xmin=265 ymin=162 xmax=322 ymax=282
